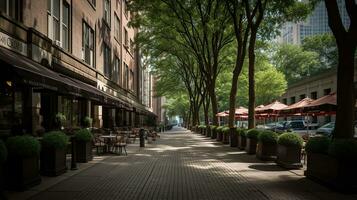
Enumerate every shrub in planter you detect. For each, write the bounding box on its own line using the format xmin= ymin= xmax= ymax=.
xmin=216 ymin=126 xmax=224 ymax=141
xmin=221 ymin=127 xmax=230 ymax=144
xmin=229 ymin=128 xmax=239 ymax=147
xmin=305 ymin=138 xmax=357 ymax=192
xmin=276 ymin=132 xmax=303 ymax=169
xmin=238 ymin=129 xmax=247 ymax=150
xmin=256 ymin=130 xmax=278 ymax=160
xmin=245 ymin=129 xmax=260 ymax=154
xmin=211 ymin=125 xmax=218 ymax=139
xmin=207 ymin=125 xmax=215 ymax=137
xmin=74 ymin=129 xmax=93 ymax=163
xmin=83 ymin=116 xmax=93 ymax=128
xmin=41 ymin=131 xmax=69 ymax=176
xmin=5 ymin=135 xmax=41 ymax=190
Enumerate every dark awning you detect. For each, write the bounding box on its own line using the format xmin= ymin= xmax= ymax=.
xmin=0 ymin=47 xmax=121 ymax=105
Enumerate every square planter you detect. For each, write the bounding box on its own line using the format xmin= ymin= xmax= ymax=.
xmin=211 ymin=129 xmax=217 ymax=139
xmin=206 ymin=127 xmax=211 ymax=137
xmin=238 ymin=135 xmax=246 ymax=150
xmin=245 ymin=138 xmax=257 ymax=154
xmin=40 ymin=147 xmax=67 ymax=176
xmin=5 ymin=156 xmax=41 ymax=191
xmin=75 ymin=140 xmax=93 ymax=163
xmin=202 ymin=128 xmax=206 ymax=135
xmin=216 ymin=132 xmax=223 ymax=141
xmin=305 ymin=153 xmax=357 ymax=193
xmin=256 ymin=142 xmax=277 ymax=161
xmin=229 ymin=128 xmax=238 ymax=147
xmin=222 ymin=132 xmax=229 ymax=144
xmin=276 ymin=144 xmax=302 ymax=169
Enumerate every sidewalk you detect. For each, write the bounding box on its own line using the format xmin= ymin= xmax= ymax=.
xmin=10 ymin=127 xmax=357 ymax=200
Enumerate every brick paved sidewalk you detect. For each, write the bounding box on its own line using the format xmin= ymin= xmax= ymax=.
xmin=13 ymin=127 xmax=357 ymax=200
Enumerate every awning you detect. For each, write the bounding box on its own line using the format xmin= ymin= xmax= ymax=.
xmin=0 ymin=47 xmax=120 ymax=105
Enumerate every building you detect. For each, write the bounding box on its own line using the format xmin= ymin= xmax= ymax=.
xmin=0 ymin=0 xmax=158 ymax=136
xmin=278 ymin=0 xmax=350 ymax=45
xmin=279 ymin=68 xmax=357 ymax=125
xmin=140 ymin=65 xmax=166 ymax=125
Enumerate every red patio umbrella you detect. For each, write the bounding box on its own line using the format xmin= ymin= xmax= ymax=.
xmin=280 ymin=98 xmax=314 ymax=116
xmin=255 ymin=101 xmax=287 ymax=114
xmin=303 ymin=93 xmax=337 ymax=114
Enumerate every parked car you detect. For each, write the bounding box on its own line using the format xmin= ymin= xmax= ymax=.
xmin=316 ymin=121 xmax=357 ymax=138
xmin=257 ymin=122 xmax=284 ymax=131
xmin=316 ymin=122 xmax=334 ymax=137
xmin=276 ymin=120 xmax=318 ymax=137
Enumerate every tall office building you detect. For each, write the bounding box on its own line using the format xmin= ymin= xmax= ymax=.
xmin=0 ymin=0 xmax=159 ymax=135
xmin=278 ymin=0 xmax=350 ymax=45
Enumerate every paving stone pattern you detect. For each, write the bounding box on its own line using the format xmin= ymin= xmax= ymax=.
xmin=28 ymin=127 xmax=357 ymax=200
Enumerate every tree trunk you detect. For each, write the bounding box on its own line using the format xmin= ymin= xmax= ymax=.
xmin=248 ymin=31 xmax=257 ymax=129
xmin=203 ymin=93 xmax=210 ymax=125
xmin=208 ymin=83 xmax=218 ymax=126
xmin=229 ymin=73 xmax=239 ymax=128
xmin=334 ymin=42 xmax=356 ymax=138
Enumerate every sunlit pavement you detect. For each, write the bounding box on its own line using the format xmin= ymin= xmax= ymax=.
xmin=13 ymin=126 xmax=357 ymax=200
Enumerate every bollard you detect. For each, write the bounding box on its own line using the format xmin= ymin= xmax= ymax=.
xmin=70 ymin=136 xmax=78 ymax=170
xmin=139 ymin=128 xmax=145 ymax=147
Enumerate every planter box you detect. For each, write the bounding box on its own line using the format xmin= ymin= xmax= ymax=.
xmin=222 ymin=132 xmax=229 ymax=144
xmin=75 ymin=140 xmax=93 ymax=163
xmin=229 ymin=129 xmax=238 ymax=147
xmin=276 ymin=144 xmax=302 ymax=169
xmin=245 ymin=138 xmax=257 ymax=154
xmin=305 ymin=153 xmax=357 ymax=193
xmin=202 ymin=128 xmax=206 ymax=135
xmin=206 ymin=127 xmax=211 ymax=137
xmin=40 ymin=147 xmax=67 ymax=176
xmin=5 ymin=156 xmax=41 ymax=191
xmin=238 ymin=135 xmax=246 ymax=150
xmin=211 ymin=129 xmax=217 ymax=139
xmin=216 ymin=132 xmax=223 ymax=141
xmin=256 ymin=142 xmax=277 ymax=161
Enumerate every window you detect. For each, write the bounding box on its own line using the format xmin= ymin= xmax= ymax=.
xmin=123 ymin=0 xmax=128 ymax=17
xmin=124 ymin=63 xmax=128 ymax=89
xmin=82 ymin=22 xmax=95 ymax=67
xmin=129 ymin=69 xmax=134 ymax=90
xmin=103 ymin=44 xmax=111 ymax=79
xmin=290 ymin=96 xmax=296 ymax=104
xmin=282 ymin=98 xmax=287 ymax=105
xmin=324 ymin=88 xmax=331 ymax=95
xmin=311 ymin=91 xmax=317 ymax=100
xmin=130 ymin=39 xmax=134 ymax=54
xmin=47 ymin=0 xmax=70 ymax=51
xmin=0 ymin=0 xmax=22 ymax=21
xmin=299 ymin=94 xmax=306 ymax=100
xmin=87 ymin=0 xmax=95 ymax=7
xmin=124 ymin=28 xmax=128 ymax=47
xmin=113 ymin=56 xmax=120 ymax=84
xmin=114 ymin=14 xmax=120 ymax=41
xmin=103 ymin=0 xmax=110 ymax=25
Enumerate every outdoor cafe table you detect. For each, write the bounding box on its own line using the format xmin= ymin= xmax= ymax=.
xmin=100 ymin=135 xmax=117 ymax=153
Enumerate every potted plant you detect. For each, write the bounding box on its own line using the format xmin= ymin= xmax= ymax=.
xmin=206 ymin=125 xmax=214 ymax=137
xmin=238 ymin=129 xmax=247 ymax=150
xmin=256 ymin=130 xmax=278 ymax=161
xmin=229 ymin=128 xmax=239 ymax=147
xmin=245 ymin=129 xmax=260 ymax=154
xmin=0 ymin=140 xmax=7 ymax=195
xmin=216 ymin=126 xmax=224 ymax=141
xmin=222 ymin=127 xmax=230 ymax=144
xmin=201 ymin=125 xmax=206 ymax=135
xmin=83 ymin=116 xmax=93 ymax=128
xmin=276 ymin=132 xmax=303 ymax=169
xmin=74 ymin=129 xmax=93 ymax=163
xmin=40 ymin=131 xmax=69 ymax=176
xmin=55 ymin=113 xmax=66 ymax=130
xmin=5 ymin=135 xmax=41 ymax=190
xmin=305 ymin=137 xmax=357 ymax=192
xmin=211 ymin=125 xmax=218 ymax=139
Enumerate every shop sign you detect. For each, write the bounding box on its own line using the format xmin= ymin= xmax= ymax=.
xmin=0 ymin=31 xmax=27 ymax=56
